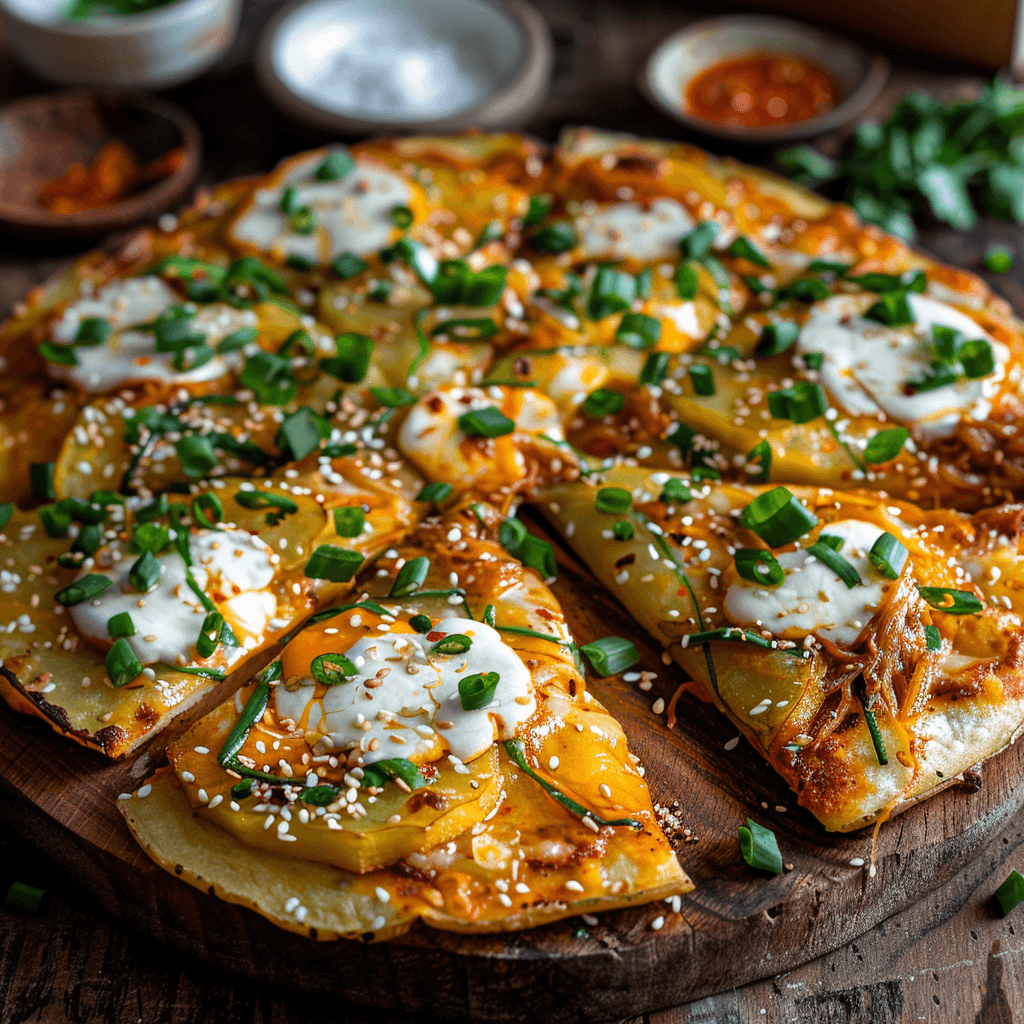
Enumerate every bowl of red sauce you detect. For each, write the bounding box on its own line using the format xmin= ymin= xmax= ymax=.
xmin=641 ymin=14 xmax=890 ymax=143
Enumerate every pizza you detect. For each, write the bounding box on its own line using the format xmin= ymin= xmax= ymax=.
xmin=3 ymin=126 xmax=1024 ymax=938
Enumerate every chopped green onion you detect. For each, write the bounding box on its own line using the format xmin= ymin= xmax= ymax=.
xmin=55 ymin=573 xmax=112 ymax=606
xmin=234 ymin=490 xmax=299 ymax=526
xmin=409 ymin=613 xmax=432 ymax=633
xmin=458 ymin=671 xmax=499 ymax=710
xmin=505 ymin=739 xmax=641 ymax=828
xmin=523 ymin=194 xmax=552 ymax=226
xmin=517 ymin=535 xmax=557 ymax=579
xmin=675 ymin=262 xmax=699 ymax=300
xmin=983 ymin=244 xmax=1013 ymax=274
xmin=107 ymin=612 xmax=136 ymax=639
xmin=361 ymin=758 xmax=427 ymax=791
xmin=278 ymin=407 xmax=324 ymax=461
xmin=918 ymin=587 xmax=983 ymax=614
xmin=430 ymin=317 xmax=498 ymax=339
xmin=995 ymin=870 xmax=1024 ymax=917
xmin=314 ymin=150 xmax=354 ymax=181
xmin=416 ymin=482 xmax=453 ymax=504
xmin=924 ymin=624 xmax=941 ymax=650
xmin=390 ymin=555 xmax=429 ymax=596
xmin=738 ymin=818 xmax=784 ymax=874
xmin=218 ymin=326 xmax=259 ymax=353
xmin=459 ymin=406 xmax=515 ymax=438
xmin=803 ymin=352 xmax=824 ymax=370
xmin=75 ymin=316 xmax=112 ymax=346
xmin=30 ymin=462 xmax=54 ymax=501
xmin=435 ymin=633 xmax=472 ymax=655
xmin=595 ymin=487 xmax=632 ymax=515
xmin=5 ymin=881 xmax=46 ymax=913
xmin=688 ymin=364 xmax=716 ymax=396
xmin=640 ymin=351 xmax=670 ymax=385
xmin=129 ymin=551 xmax=161 ymax=592
xmin=175 ymin=435 xmax=218 ymax=478
xmin=131 ymin=522 xmax=170 ymax=555
xmin=680 ymin=221 xmax=719 ymax=259
xmin=106 ymin=638 xmax=144 ymax=688
xmin=388 ymin=205 xmax=414 ymax=229
xmin=587 ymin=266 xmax=636 ymax=320
xmin=285 ymin=254 xmax=314 ymax=272
xmin=331 ymin=252 xmax=368 ymax=279
xmin=579 ymin=636 xmax=639 ymax=677
xmin=498 ymin=517 xmax=528 ymax=552
xmin=960 ymin=339 xmax=996 ymax=378
xmin=727 ymin=236 xmax=769 ymax=268
xmin=808 ymin=541 xmax=861 ymax=588
xmin=39 ymin=503 xmax=72 ymax=538
xmin=864 ymin=428 xmax=909 ymax=464
xmin=615 ymin=312 xmax=661 ymax=349
xmin=370 ymin=386 xmax=416 ymax=407
xmin=298 ymin=784 xmax=338 ymax=805
xmin=320 ymin=332 xmax=374 ymax=383
xmin=239 ymin=351 xmax=296 ymax=406
xmin=581 ymin=388 xmax=624 ymax=418
xmin=304 ymin=545 xmax=364 ymax=583
xmin=217 ymin=670 xmax=273 ymax=769
xmin=778 ymin=277 xmax=831 ymax=302
xmin=863 ymin=704 xmax=889 ymax=766
xmin=333 ymin=505 xmax=365 ymax=538
xmin=310 ymin=652 xmax=358 ymax=685
xmin=767 ymin=381 xmax=828 ymax=424
xmin=613 ymin=520 xmax=634 ymax=541
xmin=279 ymin=329 xmax=314 ymax=358
xmin=482 ymin=605 xmax=495 ymax=627
xmin=816 ymin=534 xmax=844 ymax=551
xmin=868 ymin=532 xmax=908 ymax=580
xmin=192 ymin=493 xmax=223 ymax=530
xmin=39 ymin=342 xmax=78 ymax=365
xmin=755 ymin=320 xmax=800 ymax=357
xmin=746 ymin=440 xmax=772 ymax=483
xmin=864 ymin=290 xmax=914 ymax=327
xmin=659 ymin=478 xmax=692 ymax=504
xmin=734 ymin=548 xmax=784 ymax=586
xmin=685 ymin=627 xmax=774 ymax=649
xmin=740 ymin=487 xmax=818 ymax=547
xmin=0 ymin=502 xmax=12 ymax=530
xmin=289 ymin=207 xmax=316 ymax=234
xmin=530 ymin=223 xmax=577 ymax=253
xmin=807 ymin=259 xmax=852 ymax=274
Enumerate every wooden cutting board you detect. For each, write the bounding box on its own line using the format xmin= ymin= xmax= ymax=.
xmin=1 ymin=510 xmax=1019 ymax=1023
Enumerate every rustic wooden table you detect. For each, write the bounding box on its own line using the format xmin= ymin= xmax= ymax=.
xmin=2 ymin=1 xmax=1024 ymax=1021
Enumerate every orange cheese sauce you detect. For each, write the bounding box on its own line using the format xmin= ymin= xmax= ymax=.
xmin=685 ymin=53 xmax=841 ymax=129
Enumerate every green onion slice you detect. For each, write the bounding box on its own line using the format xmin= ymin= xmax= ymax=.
xmin=580 ymin=636 xmax=639 ymax=676
xmin=321 ymin=332 xmax=374 ymax=383
xmin=681 ymin=221 xmax=719 ymax=259
xmin=995 ymin=870 xmax=1024 ymax=917
xmin=615 ymin=312 xmax=661 ymax=350
xmin=55 ymin=573 xmax=112 ymax=606
xmin=727 ymin=236 xmax=770 ymax=268
xmin=409 ymin=613 xmax=432 ymax=633
xmin=390 ymin=555 xmax=429 ymax=597
xmin=734 ymin=549 xmax=785 ymax=586
xmin=924 ymin=624 xmax=941 ymax=650
xmin=361 ymin=758 xmax=427 ymax=792
xmin=767 ymin=381 xmax=828 ymax=424
xmin=310 ymin=652 xmax=358 ymax=685
xmin=304 ymin=545 xmax=364 ymax=583
xmin=807 ymin=541 xmax=861 ymax=588
xmin=192 ymin=493 xmax=223 ymax=530
xmin=917 ymin=587 xmax=983 ymax=614
xmin=333 ymin=505 xmax=365 ymax=538
xmin=587 ymin=266 xmax=636 ymax=320
xmin=613 ymin=520 xmax=634 ymax=541
xmin=746 ymin=440 xmax=772 ymax=483
xmin=675 ymin=262 xmax=699 ymax=300
xmin=640 ymin=351 xmax=670 ymax=385
xmin=416 ymin=482 xmax=453 ymax=504
xmin=434 ymin=633 xmax=472 ymax=655
xmin=314 ymin=150 xmax=354 ymax=181
xmin=738 ymin=818 xmax=784 ymax=873
xmin=659 ymin=478 xmax=692 ymax=504
xmin=595 ymin=487 xmax=632 ymax=515
xmin=106 ymin=638 xmax=144 ymax=688
xmin=868 ymin=532 xmax=908 ymax=580
xmin=863 ymin=427 xmax=909 ymax=464
xmin=581 ymin=388 xmax=624 ymax=418
xmin=107 ymin=611 xmax=136 ymax=639
xmin=740 ymin=487 xmax=818 ymax=547
xmin=459 ymin=406 xmax=515 ymax=438
xmin=331 ymin=252 xmax=368 ymax=279
xmin=458 ymin=671 xmax=499 ymax=710
xmin=863 ymin=703 xmax=889 ymax=766
xmin=755 ymin=320 xmax=800 ymax=357
xmin=5 ymin=881 xmax=46 ymax=913
xmin=689 ymin=364 xmax=716 ymax=396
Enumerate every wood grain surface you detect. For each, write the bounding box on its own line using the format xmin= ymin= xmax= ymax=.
xmin=3 ymin=1 xmax=1024 ymax=1021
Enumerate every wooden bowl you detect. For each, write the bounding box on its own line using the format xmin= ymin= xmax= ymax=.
xmin=641 ymin=14 xmax=891 ymax=144
xmin=0 ymin=91 xmax=201 ymax=239
xmin=255 ymin=0 xmax=553 ymax=135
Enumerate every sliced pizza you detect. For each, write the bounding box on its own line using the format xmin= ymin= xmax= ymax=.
xmin=119 ymin=506 xmax=690 ymax=938
xmin=538 ymin=466 xmax=1024 ymax=831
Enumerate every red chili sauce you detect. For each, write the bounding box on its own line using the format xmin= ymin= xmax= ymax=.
xmin=685 ymin=53 xmax=842 ymax=129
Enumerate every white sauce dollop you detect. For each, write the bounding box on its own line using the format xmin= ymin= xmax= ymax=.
xmin=723 ymin=519 xmax=890 ymax=648
xmin=231 ymin=149 xmax=411 ymax=263
xmin=577 ymin=199 xmax=695 ymax=261
xmin=70 ymin=529 xmax=278 ymax=667
xmin=797 ymin=293 xmax=1009 ymax=439
xmin=274 ymin=617 xmax=534 ymax=764
xmin=47 ymin=278 xmax=248 ymax=393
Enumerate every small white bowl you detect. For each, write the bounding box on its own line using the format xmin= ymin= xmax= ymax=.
xmin=0 ymin=0 xmax=240 ymax=90
xmin=642 ymin=14 xmax=890 ymax=144
xmin=256 ymin=0 xmax=553 ymax=134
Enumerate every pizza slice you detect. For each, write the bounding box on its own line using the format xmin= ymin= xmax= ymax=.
xmin=119 ymin=506 xmax=691 ymax=939
xmin=0 ymin=448 xmax=421 ymax=756
xmin=538 ymin=466 xmax=1024 ymax=831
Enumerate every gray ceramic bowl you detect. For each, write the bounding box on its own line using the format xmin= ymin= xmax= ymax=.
xmin=256 ymin=0 xmax=552 ymax=134
xmin=641 ymin=14 xmax=890 ymax=144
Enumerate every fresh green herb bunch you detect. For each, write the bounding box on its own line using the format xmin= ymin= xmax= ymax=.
xmin=777 ymin=78 xmax=1024 ymax=240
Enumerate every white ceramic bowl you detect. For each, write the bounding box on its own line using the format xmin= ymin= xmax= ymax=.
xmin=256 ymin=0 xmax=552 ymax=134
xmin=0 ymin=0 xmax=240 ymax=89
xmin=642 ymin=14 xmax=890 ymax=144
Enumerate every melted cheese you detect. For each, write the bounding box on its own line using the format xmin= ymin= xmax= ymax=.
xmin=798 ymin=293 xmax=1009 ymax=439
xmin=274 ymin=617 xmax=534 ymax=764
xmin=398 ymin=386 xmax=563 ymax=488
xmin=48 ymin=279 xmax=247 ymax=393
xmin=577 ymin=199 xmax=695 ymax=261
xmin=69 ymin=528 xmax=278 ymax=667
xmin=724 ymin=519 xmax=889 ymax=647
xmin=231 ymin=150 xmax=411 ymax=263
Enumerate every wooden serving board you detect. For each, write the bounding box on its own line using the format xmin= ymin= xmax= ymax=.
xmin=1 ymin=512 xmax=1021 ymax=1024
